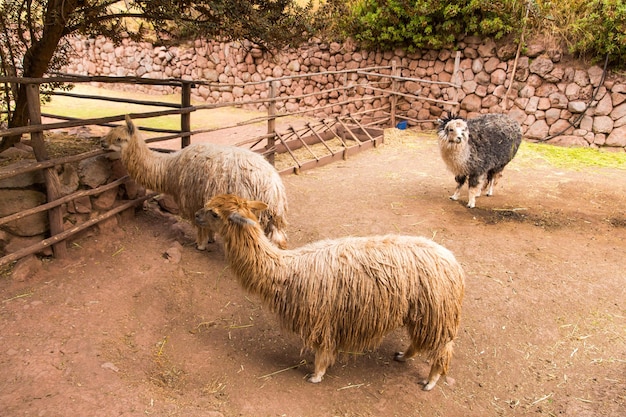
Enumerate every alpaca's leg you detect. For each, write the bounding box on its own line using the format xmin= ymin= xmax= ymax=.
xmin=195 ymin=226 xmax=215 ymax=251
xmin=308 ymin=348 xmax=336 ymax=383
xmin=422 ymin=341 xmax=455 ymax=391
xmin=467 ymin=188 xmax=479 ymax=208
xmin=486 ymin=172 xmax=503 ymax=196
xmin=393 ymin=342 xmax=420 ymax=362
xmin=394 ymin=322 xmax=421 ymax=362
xmin=395 ymin=327 xmax=455 ymax=391
xmin=394 ymin=331 xmax=446 ymax=391
xmin=466 ymin=174 xmax=485 ymax=208
xmin=423 ymin=364 xmax=443 ymax=391
xmin=394 ymin=317 xmax=428 ymax=362
xmin=475 ymin=174 xmax=486 ymax=197
xmin=484 ymin=178 xmax=494 ymax=195
xmin=485 ymin=178 xmax=495 ymax=197
xmin=483 ymin=172 xmax=493 ymax=192
xmin=451 ymin=175 xmax=466 ymax=201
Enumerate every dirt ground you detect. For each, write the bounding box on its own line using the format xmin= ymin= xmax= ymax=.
xmin=1 ymin=129 xmax=625 ymax=417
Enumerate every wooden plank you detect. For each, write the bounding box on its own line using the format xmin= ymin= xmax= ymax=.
xmin=0 ymin=176 xmax=129 ymax=226
xmin=266 ymin=81 xmax=277 ymax=165
xmin=369 ymin=86 xmax=459 ymax=106
xmin=350 ymin=118 xmax=379 ymax=144
xmin=335 ymin=117 xmax=364 ymax=146
xmin=357 ymin=71 xmax=459 ymax=87
xmin=278 ymin=138 xmax=381 ymax=176
xmin=41 ymin=114 xmax=182 ymax=134
xmin=181 ymin=82 xmax=192 ymax=148
xmin=0 ymin=65 xmax=394 ymax=87
xmin=50 ymin=91 xmax=182 ymax=108
xmin=306 ymin=122 xmax=336 ymax=155
xmin=321 ymin=119 xmax=348 ymax=149
xmin=274 ymin=130 xmax=301 ymax=171
xmin=0 ymin=109 xmax=191 ymax=138
xmin=289 ymin=126 xmax=319 ymax=161
xmin=0 ymin=149 xmax=106 ymax=180
xmin=335 ymin=123 xmax=383 ymax=142
xmin=0 ymin=193 xmax=156 ymax=268
xmin=391 ymin=60 xmax=398 ymax=128
xmin=26 ymin=84 xmax=67 ymax=259
xmin=273 ymin=130 xmax=335 ymax=153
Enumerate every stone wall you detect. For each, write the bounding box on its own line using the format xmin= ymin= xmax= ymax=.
xmin=63 ymin=35 xmax=626 ymax=150
xmin=0 ymin=147 xmax=141 ymax=267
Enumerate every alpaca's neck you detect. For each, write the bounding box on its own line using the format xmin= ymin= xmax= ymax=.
xmin=122 ymin=139 xmax=173 ymax=193
xmin=222 ymin=223 xmax=284 ymax=300
xmin=439 ymin=139 xmax=471 ymax=175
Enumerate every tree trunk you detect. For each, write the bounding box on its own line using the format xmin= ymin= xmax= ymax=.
xmin=0 ymin=0 xmax=79 ymax=152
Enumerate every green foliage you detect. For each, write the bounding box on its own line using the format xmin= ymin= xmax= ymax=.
xmin=324 ymin=0 xmax=626 ymax=66
xmin=567 ymin=0 xmax=626 ymax=64
xmin=335 ymin=0 xmax=523 ymax=51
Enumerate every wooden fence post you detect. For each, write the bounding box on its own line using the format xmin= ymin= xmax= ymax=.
xmin=25 ymin=84 xmax=68 ymax=259
xmin=266 ymin=79 xmax=277 ymax=165
xmin=390 ymin=60 xmax=398 ymax=128
xmin=342 ymin=72 xmax=348 ymax=114
xmin=452 ymin=51 xmax=461 ymax=114
xmin=181 ymin=81 xmax=192 ymax=148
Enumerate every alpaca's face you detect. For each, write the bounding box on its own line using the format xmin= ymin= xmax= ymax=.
xmin=101 ymin=116 xmax=136 ymax=153
xmin=101 ymin=126 xmax=132 ymax=152
xmin=194 ymin=204 xmax=224 ymax=230
xmin=195 ymin=194 xmax=267 ymax=231
xmin=439 ymin=119 xmax=469 ymax=145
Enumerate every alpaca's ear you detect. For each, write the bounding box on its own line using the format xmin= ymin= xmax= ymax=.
xmin=248 ymin=200 xmax=268 ymax=214
xmin=229 ymin=212 xmax=256 ymax=226
xmin=125 ymin=115 xmax=135 ymax=135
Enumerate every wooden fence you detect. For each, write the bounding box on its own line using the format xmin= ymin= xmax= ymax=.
xmin=0 ymin=57 xmax=461 ymax=268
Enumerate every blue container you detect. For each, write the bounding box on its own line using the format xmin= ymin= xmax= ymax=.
xmin=396 ymin=120 xmax=408 ymax=130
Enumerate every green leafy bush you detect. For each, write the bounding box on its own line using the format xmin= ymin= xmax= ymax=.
xmin=568 ymin=0 xmax=626 ymax=64
xmin=337 ymin=0 xmax=523 ymax=51
xmin=318 ymin=0 xmax=626 ymax=67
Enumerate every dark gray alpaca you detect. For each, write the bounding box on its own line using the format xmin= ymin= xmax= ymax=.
xmin=437 ymin=113 xmax=522 ymax=208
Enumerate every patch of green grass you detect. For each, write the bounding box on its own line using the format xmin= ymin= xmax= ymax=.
xmin=404 ymin=130 xmax=626 ymax=171
xmin=43 ymin=85 xmax=181 ymax=127
xmin=42 ymin=84 xmax=264 ymax=132
xmin=517 ymin=141 xmax=626 ymax=170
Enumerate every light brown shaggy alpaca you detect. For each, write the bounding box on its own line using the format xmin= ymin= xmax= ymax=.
xmin=195 ymin=194 xmax=465 ymax=391
xmin=101 ymin=115 xmax=288 ymax=249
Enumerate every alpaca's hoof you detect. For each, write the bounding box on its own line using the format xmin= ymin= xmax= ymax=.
xmin=449 ymin=195 xmax=459 ymax=201
xmin=393 ymin=352 xmax=407 ymax=362
xmin=422 ymin=380 xmax=436 ymax=391
xmin=421 ymin=373 xmax=442 ymax=391
xmin=307 ymin=374 xmax=323 ymax=383
xmin=466 ymin=201 xmax=476 ymax=208
xmin=197 ymin=239 xmax=216 ymax=251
